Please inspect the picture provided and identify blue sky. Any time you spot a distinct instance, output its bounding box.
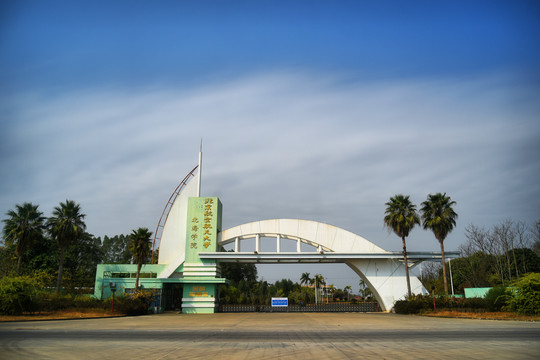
[1,1,539,291]
[3,1,539,90]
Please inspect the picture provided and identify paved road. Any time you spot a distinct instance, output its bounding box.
[1,313,539,359]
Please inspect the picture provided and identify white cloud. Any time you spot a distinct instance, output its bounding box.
[1,70,539,290]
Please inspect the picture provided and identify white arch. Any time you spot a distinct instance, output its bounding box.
[222,219,387,253]
[221,219,426,311]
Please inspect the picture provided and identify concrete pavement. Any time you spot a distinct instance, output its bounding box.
[1,312,539,359]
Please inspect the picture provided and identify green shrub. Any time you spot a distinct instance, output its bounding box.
[106,290,154,315]
[394,295,431,314]
[37,293,75,311]
[0,276,42,315]
[460,297,487,311]
[484,286,511,312]
[37,293,104,312]
[0,275,157,316]
[507,273,540,315]
[73,294,102,309]
[394,294,488,314]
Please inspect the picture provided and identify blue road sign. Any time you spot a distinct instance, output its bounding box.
[271,297,288,307]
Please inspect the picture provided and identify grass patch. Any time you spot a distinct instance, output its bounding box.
[0,308,122,322]
[423,310,540,321]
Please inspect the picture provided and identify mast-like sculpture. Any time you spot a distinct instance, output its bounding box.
[151,142,203,265]
[197,139,202,197]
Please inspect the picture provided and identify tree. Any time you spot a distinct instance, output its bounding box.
[451,225,540,292]
[533,221,540,256]
[220,248,257,284]
[312,274,325,304]
[420,193,458,295]
[514,221,531,276]
[23,234,58,282]
[507,273,540,315]
[384,194,420,297]
[491,220,518,283]
[2,203,45,275]
[274,279,296,298]
[300,272,311,286]
[128,227,152,290]
[344,285,352,302]
[63,233,103,291]
[463,224,504,284]
[47,200,86,293]
[359,279,372,300]
[0,243,15,277]
[220,261,258,284]
[101,234,132,264]
[462,221,540,287]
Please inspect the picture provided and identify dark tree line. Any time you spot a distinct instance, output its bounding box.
[420,219,540,294]
[3,201,538,301]
[1,201,153,293]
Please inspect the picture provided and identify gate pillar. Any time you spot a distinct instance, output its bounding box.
[181,197,227,313]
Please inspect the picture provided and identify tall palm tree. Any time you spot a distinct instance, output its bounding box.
[312,274,325,304]
[300,272,311,286]
[47,200,86,293]
[384,194,420,297]
[2,203,45,275]
[359,279,372,300]
[129,227,152,290]
[421,193,458,296]
[344,285,352,302]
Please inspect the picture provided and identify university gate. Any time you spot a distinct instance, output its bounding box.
[94,158,458,313]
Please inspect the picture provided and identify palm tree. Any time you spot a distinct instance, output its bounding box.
[47,200,86,293]
[312,274,325,304]
[384,194,420,297]
[300,272,311,286]
[359,279,372,300]
[2,203,45,275]
[421,193,458,296]
[129,227,152,290]
[327,284,334,304]
[344,285,352,302]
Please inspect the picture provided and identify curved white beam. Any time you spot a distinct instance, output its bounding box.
[221,219,427,311]
[222,219,387,253]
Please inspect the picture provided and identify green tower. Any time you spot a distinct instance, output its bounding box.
[181,197,226,313]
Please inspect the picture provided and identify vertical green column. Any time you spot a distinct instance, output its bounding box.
[185,197,221,263]
[182,197,223,313]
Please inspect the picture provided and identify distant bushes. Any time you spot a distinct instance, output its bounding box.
[37,293,103,312]
[105,290,155,316]
[484,286,512,312]
[0,275,154,316]
[394,295,487,314]
[0,275,42,315]
[394,273,540,315]
[507,273,540,315]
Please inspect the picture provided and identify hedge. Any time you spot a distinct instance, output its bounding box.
[0,275,155,316]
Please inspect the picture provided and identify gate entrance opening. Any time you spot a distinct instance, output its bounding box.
[162,284,183,311]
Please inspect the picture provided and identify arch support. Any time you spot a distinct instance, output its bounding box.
[347,259,425,311]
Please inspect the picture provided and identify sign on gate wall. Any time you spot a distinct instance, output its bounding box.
[271,297,288,307]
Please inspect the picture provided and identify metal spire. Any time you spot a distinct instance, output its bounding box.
[197,138,202,197]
